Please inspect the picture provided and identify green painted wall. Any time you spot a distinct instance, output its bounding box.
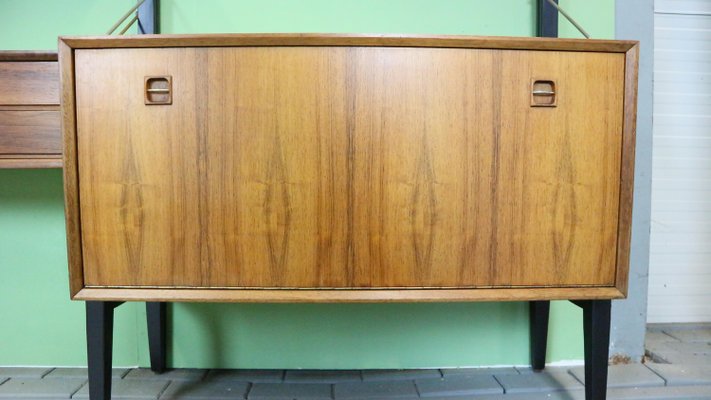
[0,0,614,368]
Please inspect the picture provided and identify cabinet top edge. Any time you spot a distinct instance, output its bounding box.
[59,33,638,53]
[0,51,58,61]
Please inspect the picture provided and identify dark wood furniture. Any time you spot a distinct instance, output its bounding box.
[0,51,62,168]
[59,34,638,400]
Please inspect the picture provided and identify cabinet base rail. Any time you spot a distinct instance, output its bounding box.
[85,299,611,400]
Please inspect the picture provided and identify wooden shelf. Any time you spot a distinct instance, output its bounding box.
[0,157,62,169]
[0,51,61,169]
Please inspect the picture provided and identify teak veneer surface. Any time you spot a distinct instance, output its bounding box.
[0,51,58,62]
[61,34,638,301]
[0,51,61,168]
[74,287,625,303]
[60,33,637,52]
[0,110,61,154]
[0,61,59,105]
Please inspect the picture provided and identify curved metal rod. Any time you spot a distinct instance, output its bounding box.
[106,0,146,35]
[119,15,139,35]
[546,0,591,39]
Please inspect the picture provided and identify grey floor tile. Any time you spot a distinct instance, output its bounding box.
[0,378,85,399]
[160,380,249,399]
[0,367,53,379]
[206,370,284,383]
[73,379,169,399]
[361,369,440,382]
[569,364,665,388]
[284,370,361,383]
[663,329,711,343]
[334,380,418,399]
[646,331,680,345]
[646,364,711,386]
[648,351,711,365]
[498,393,584,400]
[44,368,128,379]
[607,384,711,399]
[648,342,711,356]
[495,371,583,394]
[440,367,518,378]
[415,375,503,397]
[514,366,574,375]
[126,368,208,382]
[248,382,331,399]
[645,347,669,364]
[424,392,585,400]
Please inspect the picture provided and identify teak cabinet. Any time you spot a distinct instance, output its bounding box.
[60,34,638,302]
[59,34,638,400]
[0,51,62,168]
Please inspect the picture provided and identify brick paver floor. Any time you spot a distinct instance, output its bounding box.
[1,324,709,399]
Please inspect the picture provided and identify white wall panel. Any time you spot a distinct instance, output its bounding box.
[649,0,711,322]
[655,0,711,14]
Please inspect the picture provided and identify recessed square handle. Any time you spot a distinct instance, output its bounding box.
[531,79,556,107]
[145,76,172,105]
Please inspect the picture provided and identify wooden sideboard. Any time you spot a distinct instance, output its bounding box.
[0,51,61,168]
[60,34,637,302]
[58,34,638,400]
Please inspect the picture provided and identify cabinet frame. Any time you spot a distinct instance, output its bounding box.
[59,34,638,302]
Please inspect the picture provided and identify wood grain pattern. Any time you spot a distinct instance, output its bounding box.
[60,33,637,53]
[0,110,61,154]
[0,51,57,62]
[0,157,62,169]
[0,52,61,168]
[73,46,625,290]
[615,45,640,296]
[58,39,84,297]
[0,105,59,111]
[0,62,59,105]
[74,286,626,303]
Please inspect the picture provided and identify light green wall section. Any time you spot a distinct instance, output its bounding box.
[159,301,582,369]
[160,0,536,36]
[0,0,613,368]
[161,0,614,39]
[559,0,615,39]
[0,170,142,366]
[0,0,134,50]
[0,0,615,50]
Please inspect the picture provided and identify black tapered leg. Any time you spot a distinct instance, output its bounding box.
[529,300,551,371]
[86,301,123,400]
[573,300,611,400]
[146,302,167,373]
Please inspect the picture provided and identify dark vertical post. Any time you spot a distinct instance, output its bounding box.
[529,301,551,371]
[86,301,123,400]
[137,0,159,34]
[146,302,167,373]
[537,0,559,38]
[581,300,611,400]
